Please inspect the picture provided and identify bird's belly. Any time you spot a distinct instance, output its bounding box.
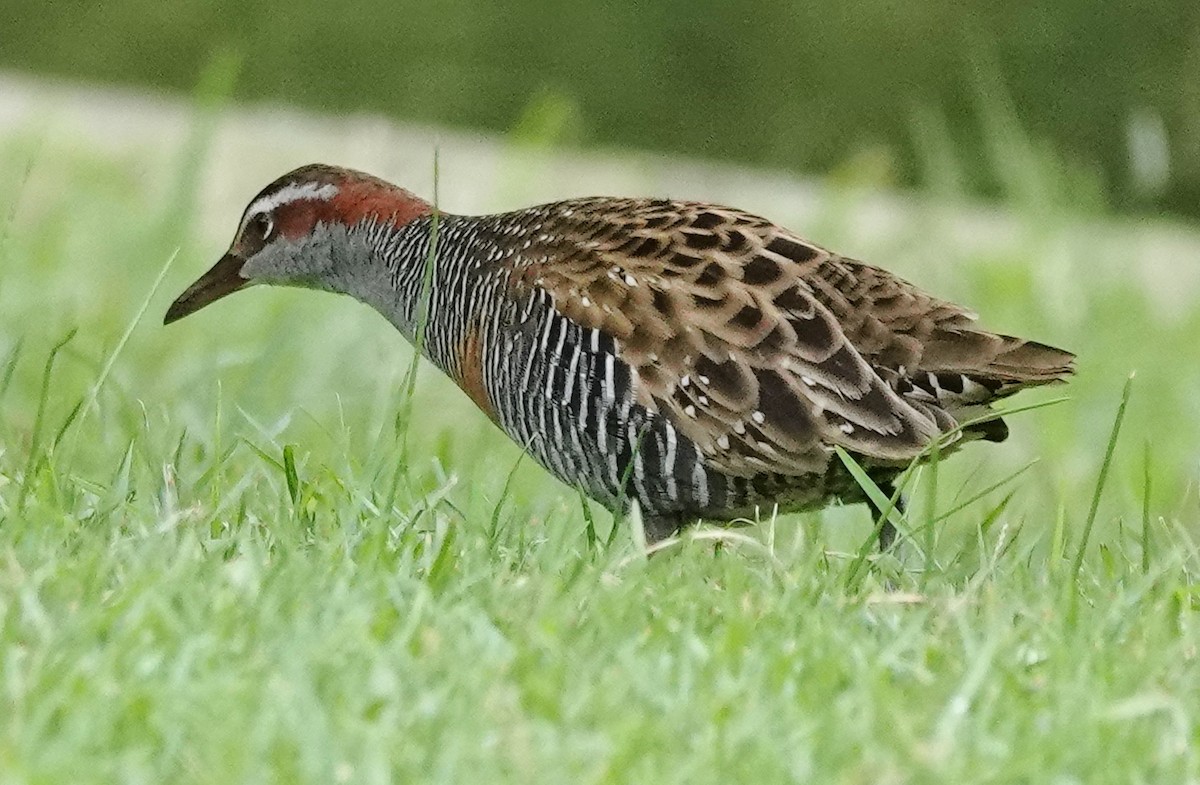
[485,310,855,522]
[496,378,847,521]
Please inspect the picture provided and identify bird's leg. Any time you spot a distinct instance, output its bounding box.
[871,481,905,552]
[641,514,684,549]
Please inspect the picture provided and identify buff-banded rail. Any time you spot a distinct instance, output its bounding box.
[166,165,1074,547]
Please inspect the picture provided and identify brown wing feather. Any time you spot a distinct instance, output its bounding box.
[807,256,1076,380]
[505,198,1072,476]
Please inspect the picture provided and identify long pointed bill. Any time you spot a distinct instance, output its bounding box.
[164,253,249,325]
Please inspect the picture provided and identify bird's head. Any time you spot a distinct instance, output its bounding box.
[164,164,432,324]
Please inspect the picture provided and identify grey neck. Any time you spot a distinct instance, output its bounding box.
[317,213,495,387]
[320,215,443,343]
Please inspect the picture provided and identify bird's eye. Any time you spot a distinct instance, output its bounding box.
[249,213,275,242]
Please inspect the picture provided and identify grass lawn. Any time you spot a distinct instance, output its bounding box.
[1,92,1198,783]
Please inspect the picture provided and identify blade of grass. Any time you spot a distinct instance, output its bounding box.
[212,379,223,519]
[958,492,1017,590]
[1072,374,1134,578]
[240,437,283,473]
[839,397,1064,587]
[930,459,1039,525]
[1050,500,1067,566]
[923,436,940,587]
[931,396,1071,456]
[837,447,920,588]
[426,518,458,592]
[0,337,24,399]
[17,328,76,513]
[977,492,1015,555]
[384,150,441,515]
[488,438,530,547]
[1141,440,1152,575]
[59,249,178,484]
[283,444,301,509]
[397,148,441,463]
[612,425,651,544]
[580,489,598,551]
[79,249,178,427]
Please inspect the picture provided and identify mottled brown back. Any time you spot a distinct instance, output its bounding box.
[501,198,1073,479]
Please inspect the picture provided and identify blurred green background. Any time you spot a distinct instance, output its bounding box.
[6,4,1200,783]
[4,0,1198,221]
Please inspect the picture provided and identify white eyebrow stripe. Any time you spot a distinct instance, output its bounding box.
[245,182,339,222]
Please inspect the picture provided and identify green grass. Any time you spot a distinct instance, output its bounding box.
[2,104,1200,784]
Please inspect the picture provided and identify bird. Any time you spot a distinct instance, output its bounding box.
[165,164,1074,548]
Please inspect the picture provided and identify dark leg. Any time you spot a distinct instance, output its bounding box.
[871,482,906,552]
[641,514,683,548]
